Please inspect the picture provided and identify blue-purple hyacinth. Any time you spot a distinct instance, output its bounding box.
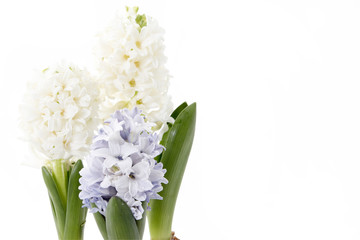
[79,108,168,220]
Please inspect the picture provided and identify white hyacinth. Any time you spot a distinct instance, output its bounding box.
[94,7,173,136]
[19,63,99,165]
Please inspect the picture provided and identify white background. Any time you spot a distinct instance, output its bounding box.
[1,0,360,239]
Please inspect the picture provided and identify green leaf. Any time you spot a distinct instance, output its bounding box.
[155,102,188,162]
[162,101,188,149]
[48,195,61,237]
[42,167,66,240]
[93,212,108,240]
[64,160,87,240]
[171,101,188,119]
[148,103,196,240]
[93,201,145,240]
[106,197,140,240]
[66,162,74,186]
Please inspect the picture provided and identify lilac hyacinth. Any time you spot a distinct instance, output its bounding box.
[79,108,168,220]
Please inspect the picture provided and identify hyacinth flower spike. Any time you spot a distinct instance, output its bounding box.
[19,63,99,239]
[79,108,168,239]
[94,7,174,139]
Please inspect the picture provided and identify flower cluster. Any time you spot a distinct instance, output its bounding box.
[19,63,99,163]
[79,108,168,220]
[94,7,173,137]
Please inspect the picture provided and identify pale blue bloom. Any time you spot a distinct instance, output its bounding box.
[79,108,167,220]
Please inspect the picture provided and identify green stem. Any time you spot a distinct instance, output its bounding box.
[51,159,68,209]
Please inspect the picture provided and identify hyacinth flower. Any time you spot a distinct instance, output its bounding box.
[94,7,174,139]
[79,108,168,239]
[19,63,99,240]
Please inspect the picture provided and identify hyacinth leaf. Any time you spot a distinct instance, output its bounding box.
[170,101,188,119]
[42,167,66,239]
[148,103,196,240]
[48,195,61,238]
[106,197,140,240]
[93,212,108,240]
[48,195,57,222]
[135,201,147,239]
[64,160,87,240]
[66,163,73,186]
[161,101,188,149]
[155,102,188,162]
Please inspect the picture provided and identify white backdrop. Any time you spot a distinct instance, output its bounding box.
[1,0,360,239]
